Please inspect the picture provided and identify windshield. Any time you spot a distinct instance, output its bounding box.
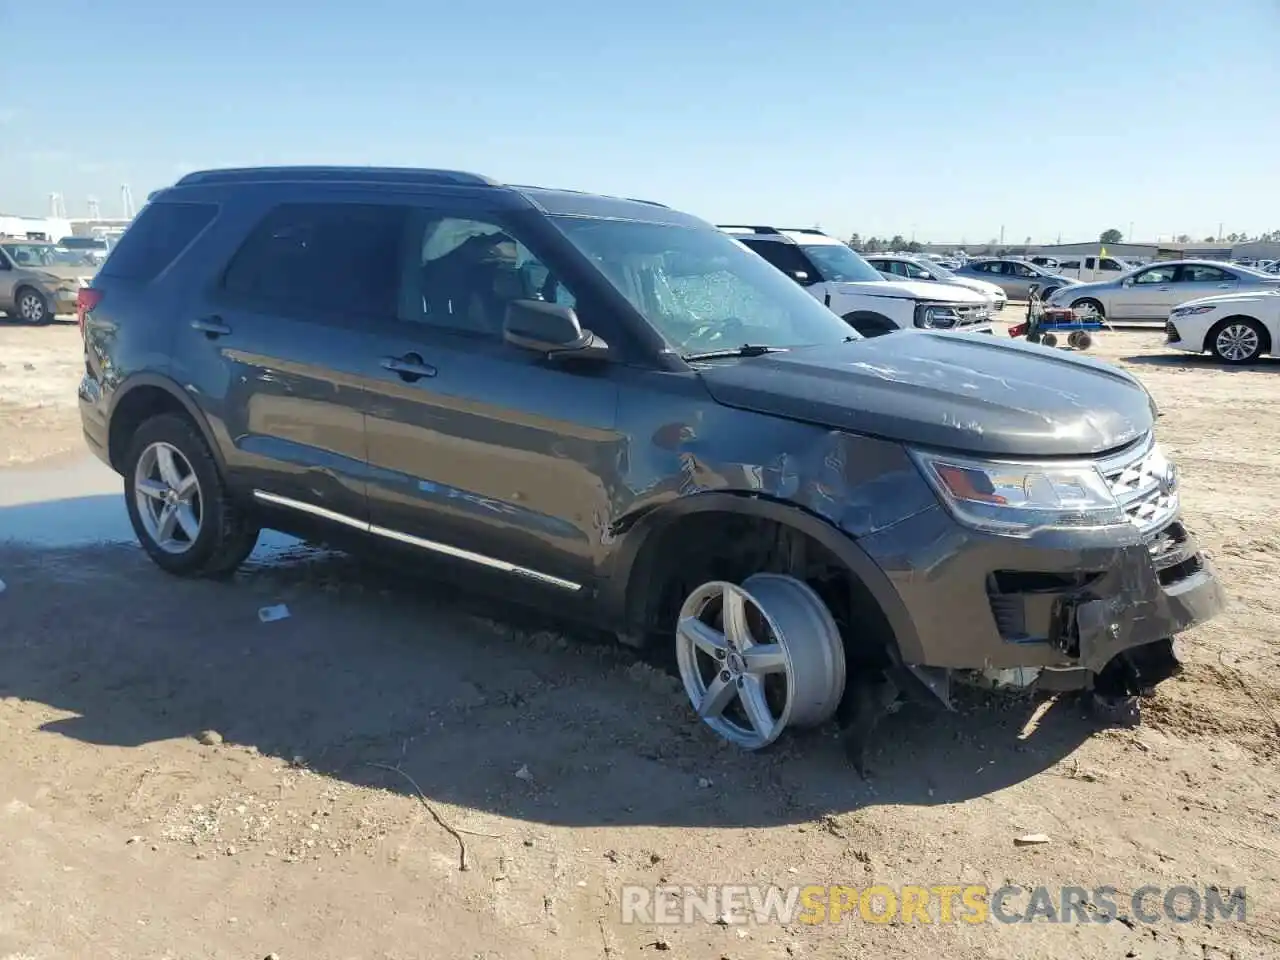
[798,244,886,283]
[550,218,861,355]
[1,243,96,268]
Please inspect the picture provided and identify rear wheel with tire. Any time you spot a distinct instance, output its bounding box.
[14,286,51,325]
[1209,317,1266,364]
[123,414,260,577]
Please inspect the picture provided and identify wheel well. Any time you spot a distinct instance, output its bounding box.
[840,310,899,337]
[107,386,192,472]
[626,510,897,670]
[1207,315,1271,354]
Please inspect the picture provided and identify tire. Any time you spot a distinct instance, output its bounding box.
[1208,317,1266,365]
[1040,332,1058,348]
[14,286,51,325]
[1071,297,1105,319]
[1072,331,1093,350]
[122,413,260,577]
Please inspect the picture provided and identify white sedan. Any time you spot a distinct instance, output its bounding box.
[1166,290,1280,364]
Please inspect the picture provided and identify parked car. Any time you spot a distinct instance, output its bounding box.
[864,254,1008,311]
[1165,289,1280,364]
[950,258,1078,301]
[1053,254,1138,283]
[78,166,1223,762]
[56,235,112,265]
[719,226,992,335]
[1046,260,1280,322]
[0,240,98,323]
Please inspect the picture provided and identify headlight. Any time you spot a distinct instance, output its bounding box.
[1170,304,1216,317]
[908,449,1127,537]
[914,304,960,329]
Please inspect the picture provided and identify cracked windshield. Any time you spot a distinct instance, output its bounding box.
[0,1,1275,958]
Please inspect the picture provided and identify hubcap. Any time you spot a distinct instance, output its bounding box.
[19,294,44,321]
[133,442,203,554]
[1216,324,1259,362]
[675,574,846,750]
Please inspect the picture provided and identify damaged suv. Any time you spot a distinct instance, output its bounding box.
[78,167,1225,766]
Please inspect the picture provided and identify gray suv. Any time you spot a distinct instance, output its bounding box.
[77,167,1225,766]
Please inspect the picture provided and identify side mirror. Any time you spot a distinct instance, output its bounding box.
[503,299,608,358]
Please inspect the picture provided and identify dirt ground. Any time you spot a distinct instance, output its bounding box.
[0,318,1277,960]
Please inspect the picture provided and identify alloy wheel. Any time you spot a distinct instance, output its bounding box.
[675,574,846,750]
[133,441,204,554]
[1215,323,1260,362]
[18,292,46,323]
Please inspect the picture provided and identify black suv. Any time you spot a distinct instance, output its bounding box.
[78,167,1225,762]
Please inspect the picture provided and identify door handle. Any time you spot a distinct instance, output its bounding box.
[381,353,437,382]
[191,316,232,338]
[1217,283,1231,289]
[1158,286,1171,291]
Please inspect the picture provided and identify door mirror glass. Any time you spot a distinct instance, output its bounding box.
[503,299,607,357]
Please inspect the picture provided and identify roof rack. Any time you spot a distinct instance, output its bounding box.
[717,225,782,234]
[174,166,498,188]
[508,184,668,208]
[774,227,830,236]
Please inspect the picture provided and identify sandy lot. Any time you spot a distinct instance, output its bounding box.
[0,318,1277,960]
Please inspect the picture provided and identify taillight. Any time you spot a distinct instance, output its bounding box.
[76,288,103,335]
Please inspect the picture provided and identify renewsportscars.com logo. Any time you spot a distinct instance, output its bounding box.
[621,884,1247,927]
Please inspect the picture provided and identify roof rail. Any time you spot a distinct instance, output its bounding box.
[508,184,669,208]
[717,225,782,234]
[775,227,830,236]
[174,166,498,188]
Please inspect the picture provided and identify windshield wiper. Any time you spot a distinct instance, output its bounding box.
[681,344,787,362]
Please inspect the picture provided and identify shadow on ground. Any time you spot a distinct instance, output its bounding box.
[0,493,1099,829]
[1122,352,1280,371]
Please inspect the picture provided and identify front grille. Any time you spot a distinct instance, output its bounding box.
[1098,435,1179,538]
[954,304,990,327]
[1166,321,1179,343]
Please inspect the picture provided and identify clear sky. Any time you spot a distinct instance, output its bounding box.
[2,0,1276,243]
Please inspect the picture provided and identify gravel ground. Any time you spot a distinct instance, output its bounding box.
[0,318,1277,959]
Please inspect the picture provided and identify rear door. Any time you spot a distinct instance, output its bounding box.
[1174,263,1239,305]
[176,198,398,523]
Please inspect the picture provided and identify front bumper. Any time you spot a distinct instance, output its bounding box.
[857,504,1226,681]
[1165,319,1205,353]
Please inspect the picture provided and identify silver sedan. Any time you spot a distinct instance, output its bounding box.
[949,258,1078,300]
[1046,260,1280,322]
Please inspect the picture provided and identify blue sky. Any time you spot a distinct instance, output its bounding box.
[2,0,1276,243]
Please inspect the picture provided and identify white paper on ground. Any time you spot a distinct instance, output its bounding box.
[257,604,290,623]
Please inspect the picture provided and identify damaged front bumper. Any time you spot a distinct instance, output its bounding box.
[857,505,1227,701]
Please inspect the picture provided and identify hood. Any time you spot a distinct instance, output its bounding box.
[25,265,90,283]
[1177,288,1280,310]
[947,276,1004,298]
[833,279,988,304]
[696,332,1153,458]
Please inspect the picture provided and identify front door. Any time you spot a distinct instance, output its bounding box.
[360,207,625,594]
[1117,263,1180,320]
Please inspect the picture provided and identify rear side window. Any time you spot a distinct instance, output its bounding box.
[98,201,217,281]
[220,202,406,319]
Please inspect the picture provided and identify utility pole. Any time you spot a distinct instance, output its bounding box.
[87,197,101,220]
[999,225,1005,245]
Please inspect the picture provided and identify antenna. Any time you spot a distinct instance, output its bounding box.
[121,184,135,219]
[87,196,101,219]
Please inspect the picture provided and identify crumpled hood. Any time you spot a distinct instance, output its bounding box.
[25,265,89,284]
[832,279,988,304]
[696,332,1154,457]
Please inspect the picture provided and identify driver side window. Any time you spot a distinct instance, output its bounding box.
[398,213,575,338]
[1134,266,1177,284]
